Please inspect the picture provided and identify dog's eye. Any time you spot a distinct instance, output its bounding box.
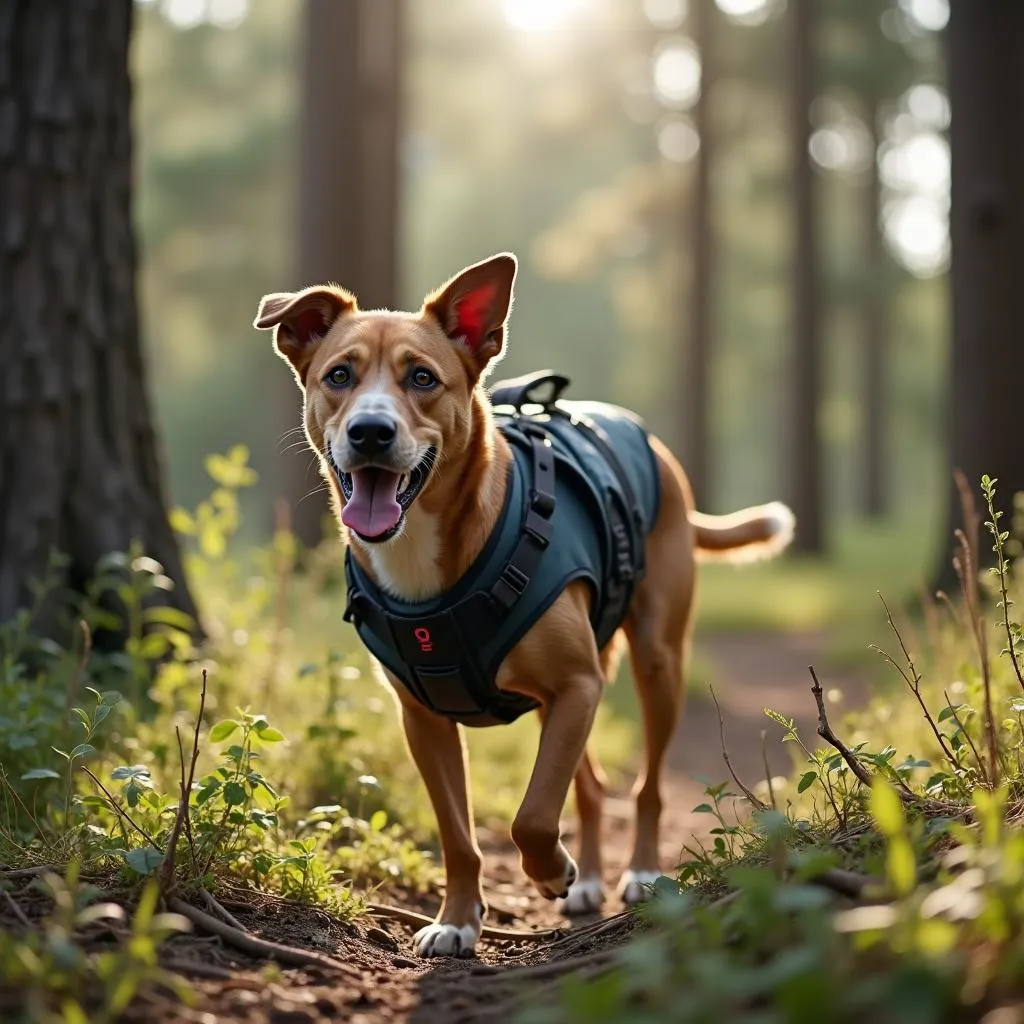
[325,365,351,388]
[410,367,437,390]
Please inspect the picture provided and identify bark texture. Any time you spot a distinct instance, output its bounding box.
[934,0,1024,590]
[787,0,825,553]
[0,1,197,632]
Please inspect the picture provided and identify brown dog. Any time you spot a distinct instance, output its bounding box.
[256,253,794,958]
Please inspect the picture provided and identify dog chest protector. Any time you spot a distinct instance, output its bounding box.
[343,371,662,727]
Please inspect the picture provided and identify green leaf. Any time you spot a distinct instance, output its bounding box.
[223,781,247,806]
[143,606,196,631]
[254,726,285,743]
[797,771,818,793]
[122,847,164,876]
[886,835,917,897]
[69,743,97,761]
[209,720,239,743]
[21,768,61,781]
[692,803,713,814]
[870,780,905,838]
[369,809,388,832]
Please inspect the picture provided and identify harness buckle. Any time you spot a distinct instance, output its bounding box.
[529,490,556,520]
[343,594,362,625]
[492,563,530,609]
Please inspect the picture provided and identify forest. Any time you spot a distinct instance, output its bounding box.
[1,0,1023,1021]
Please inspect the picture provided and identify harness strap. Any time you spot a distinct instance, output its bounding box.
[342,427,556,724]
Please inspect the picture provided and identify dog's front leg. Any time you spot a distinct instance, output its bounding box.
[510,673,602,900]
[396,686,484,958]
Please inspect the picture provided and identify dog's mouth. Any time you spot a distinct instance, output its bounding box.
[328,448,437,544]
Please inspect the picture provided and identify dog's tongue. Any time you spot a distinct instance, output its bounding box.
[342,468,402,537]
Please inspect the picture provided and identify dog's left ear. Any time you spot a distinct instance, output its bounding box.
[424,253,517,374]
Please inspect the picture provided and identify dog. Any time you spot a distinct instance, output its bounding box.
[255,252,794,958]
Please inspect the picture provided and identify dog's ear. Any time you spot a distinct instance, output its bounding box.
[423,253,517,376]
[254,285,356,381]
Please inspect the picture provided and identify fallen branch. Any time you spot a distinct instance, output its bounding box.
[168,897,359,975]
[364,901,563,941]
[160,957,240,982]
[0,864,58,879]
[200,886,247,931]
[473,946,617,982]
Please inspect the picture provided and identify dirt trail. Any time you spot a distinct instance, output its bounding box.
[132,631,871,1022]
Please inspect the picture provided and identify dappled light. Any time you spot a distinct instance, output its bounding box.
[5,0,1024,1021]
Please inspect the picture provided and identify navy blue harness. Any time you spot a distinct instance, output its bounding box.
[343,371,661,726]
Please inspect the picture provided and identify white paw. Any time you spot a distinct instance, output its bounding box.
[618,869,660,906]
[533,852,578,900]
[412,921,480,959]
[559,875,604,915]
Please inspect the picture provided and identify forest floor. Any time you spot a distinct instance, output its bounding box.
[2,630,873,1024]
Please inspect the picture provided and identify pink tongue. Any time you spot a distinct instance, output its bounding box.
[342,468,403,537]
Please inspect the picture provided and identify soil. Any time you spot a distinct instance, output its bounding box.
[2,631,871,1024]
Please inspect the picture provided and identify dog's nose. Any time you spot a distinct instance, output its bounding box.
[346,414,397,458]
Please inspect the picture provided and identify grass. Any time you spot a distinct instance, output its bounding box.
[523,474,1024,1024]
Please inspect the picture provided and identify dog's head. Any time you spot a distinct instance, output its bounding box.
[255,253,517,544]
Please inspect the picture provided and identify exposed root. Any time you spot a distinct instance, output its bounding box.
[168,896,360,975]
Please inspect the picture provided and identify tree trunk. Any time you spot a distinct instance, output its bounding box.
[0,0,197,636]
[861,110,888,519]
[284,0,404,547]
[682,0,714,508]
[787,0,825,553]
[933,0,1024,591]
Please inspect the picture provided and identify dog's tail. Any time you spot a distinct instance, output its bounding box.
[689,501,795,564]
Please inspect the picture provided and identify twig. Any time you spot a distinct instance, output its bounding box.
[873,594,963,779]
[710,686,766,811]
[954,520,999,786]
[0,864,58,879]
[199,887,247,931]
[80,766,162,851]
[160,670,207,896]
[168,897,360,975]
[0,887,31,928]
[942,689,988,781]
[364,901,563,941]
[809,667,915,802]
[761,730,776,810]
[986,482,1024,693]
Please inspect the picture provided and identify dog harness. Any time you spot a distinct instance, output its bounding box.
[343,371,662,727]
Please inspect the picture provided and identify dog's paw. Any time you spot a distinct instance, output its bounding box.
[559,875,604,916]
[533,850,579,901]
[618,868,660,906]
[412,921,480,959]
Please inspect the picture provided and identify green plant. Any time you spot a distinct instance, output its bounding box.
[0,865,192,1024]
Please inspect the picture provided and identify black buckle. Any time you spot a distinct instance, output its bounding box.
[529,490,556,519]
[524,511,553,548]
[492,564,530,609]
[343,593,362,625]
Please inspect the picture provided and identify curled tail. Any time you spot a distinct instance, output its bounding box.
[690,501,795,564]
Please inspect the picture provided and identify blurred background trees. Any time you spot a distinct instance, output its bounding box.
[128,0,954,566]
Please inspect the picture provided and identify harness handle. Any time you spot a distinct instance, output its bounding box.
[488,370,571,411]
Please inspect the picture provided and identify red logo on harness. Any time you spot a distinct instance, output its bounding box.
[414,627,433,653]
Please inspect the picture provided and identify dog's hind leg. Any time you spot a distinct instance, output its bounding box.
[559,747,606,914]
[618,619,689,904]
[395,685,485,958]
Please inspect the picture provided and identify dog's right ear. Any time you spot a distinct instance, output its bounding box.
[253,285,356,382]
